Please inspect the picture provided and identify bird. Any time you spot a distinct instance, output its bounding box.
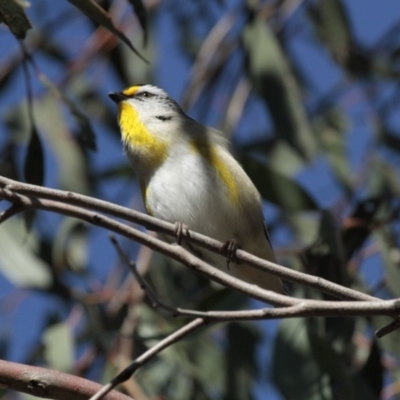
[108,84,285,294]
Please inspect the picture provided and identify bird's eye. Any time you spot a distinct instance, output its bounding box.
[140,91,154,98]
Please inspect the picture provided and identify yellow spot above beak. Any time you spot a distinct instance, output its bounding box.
[122,85,141,97]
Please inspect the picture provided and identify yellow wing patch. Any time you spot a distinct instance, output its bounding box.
[190,137,240,206]
[122,85,141,97]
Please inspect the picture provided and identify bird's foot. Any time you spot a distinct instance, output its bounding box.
[174,222,190,245]
[221,239,240,270]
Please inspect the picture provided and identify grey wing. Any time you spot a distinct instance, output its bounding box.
[263,221,274,249]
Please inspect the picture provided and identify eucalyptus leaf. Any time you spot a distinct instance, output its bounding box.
[273,318,333,400]
[37,74,97,151]
[43,322,74,372]
[240,156,318,211]
[34,94,91,194]
[316,110,351,192]
[0,0,31,39]
[53,218,88,273]
[376,231,400,298]
[308,329,354,399]
[308,0,351,65]
[242,13,316,160]
[67,0,147,63]
[24,125,44,187]
[358,339,383,398]
[0,220,52,288]
[225,323,259,400]
[127,0,148,46]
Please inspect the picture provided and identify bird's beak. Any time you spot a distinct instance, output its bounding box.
[108,92,128,104]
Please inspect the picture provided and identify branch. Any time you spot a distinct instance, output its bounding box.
[0,188,294,307]
[89,318,207,400]
[0,176,380,302]
[0,359,133,400]
[110,235,400,320]
[89,236,399,400]
[0,178,398,337]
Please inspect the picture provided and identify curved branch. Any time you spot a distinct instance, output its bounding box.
[0,176,380,302]
[0,178,398,337]
[89,318,206,400]
[0,188,294,307]
[0,359,133,400]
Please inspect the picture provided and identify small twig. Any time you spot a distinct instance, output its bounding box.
[89,318,207,400]
[109,235,179,316]
[376,319,400,339]
[109,236,400,321]
[0,204,29,224]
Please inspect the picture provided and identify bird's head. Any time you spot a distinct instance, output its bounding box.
[109,84,185,136]
[109,84,187,172]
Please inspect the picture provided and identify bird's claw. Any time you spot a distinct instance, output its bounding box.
[174,222,190,245]
[221,239,240,270]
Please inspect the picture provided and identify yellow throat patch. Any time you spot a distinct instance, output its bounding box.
[118,101,168,169]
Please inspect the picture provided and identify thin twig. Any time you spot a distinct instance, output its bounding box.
[89,318,207,400]
[109,236,400,321]
[110,235,179,316]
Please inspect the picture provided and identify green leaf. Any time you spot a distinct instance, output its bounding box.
[67,0,148,63]
[53,218,88,273]
[341,197,386,261]
[127,0,148,46]
[192,334,224,394]
[377,230,400,298]
[272,318,333,400]
[267,141,307,177]
[240,156,318,211]
[225,323,259,400]
[379,128,400,154]
[34,94,91,194]
[24,125,44,186]
[305,210,348,288]
[358,339,383,397]
[316,110,351,192]
[308,329,354,400]
[0,141,19,181]
[242,12,316,160]
[0,0,31,39]
[43,322,74,372]
[308,0,351,65]
[38,73,97,151]
[0,219,52,288]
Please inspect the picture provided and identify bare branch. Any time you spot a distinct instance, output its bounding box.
[0,177,399,337]
[109,236,400,321]
[89,318,207,400]
[0,188,294,307]
[0,204,29,224]
[0,359,133,400]
[0,176,381,302]
[109,235,179,316]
